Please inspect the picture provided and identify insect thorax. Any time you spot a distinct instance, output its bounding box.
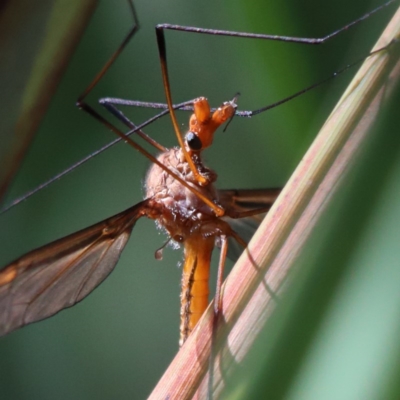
[145,147,220,241]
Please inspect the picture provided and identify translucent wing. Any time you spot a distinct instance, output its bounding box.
[0,200,150,336]
[218,188,282,261]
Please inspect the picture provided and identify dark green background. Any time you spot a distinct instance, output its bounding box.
[1,1,399,399]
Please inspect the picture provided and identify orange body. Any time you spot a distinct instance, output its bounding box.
[145,98,237,345]
[0,97,279,345]
[180,234,214,346]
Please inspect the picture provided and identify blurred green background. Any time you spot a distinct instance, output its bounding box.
[0,0,399,399]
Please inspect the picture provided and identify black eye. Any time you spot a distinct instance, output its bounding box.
[185,131,202,151]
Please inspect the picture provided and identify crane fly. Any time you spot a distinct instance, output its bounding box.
[0,0,396,348]
[0,94,279,345]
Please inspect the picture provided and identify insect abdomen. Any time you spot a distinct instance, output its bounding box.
[179,235,214,346]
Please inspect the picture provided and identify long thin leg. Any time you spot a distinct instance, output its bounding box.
[214,235,229,316]
[78,102,225,215]
[226,207,276,219]
[77,0,139,103]
[99,39,391,123]
[75,0,169,154]
[99,97,201,152]
[208,234,229,399]
[1,101,193,214]
[154,1,394,184]
[98,38,394,125]
[156,1,394,45]
[156,30,210,186]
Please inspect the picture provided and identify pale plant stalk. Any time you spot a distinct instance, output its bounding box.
[149,6,400,400]
[0,1,98,199]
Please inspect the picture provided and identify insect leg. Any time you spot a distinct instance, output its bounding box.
[214,234,229,317]
[155,1,396,124]
[77,0,139,104]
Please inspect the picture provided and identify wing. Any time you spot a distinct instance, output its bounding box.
[218,188,282,261]
[0,200,150,336]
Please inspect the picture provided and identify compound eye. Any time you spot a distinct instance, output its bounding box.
[174,235,184,242]
[185,131,202,151]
